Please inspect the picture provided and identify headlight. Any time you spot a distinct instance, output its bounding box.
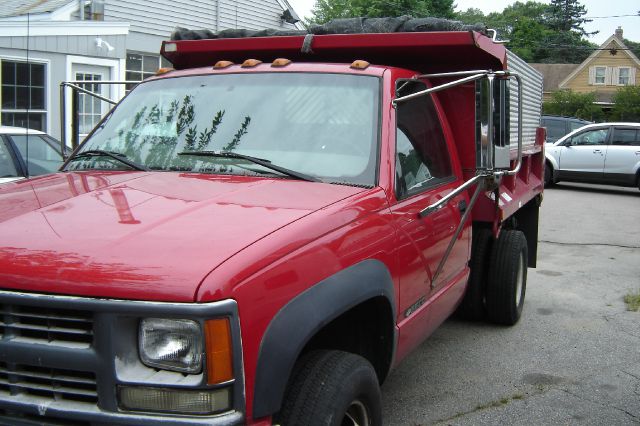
[139,318,203,373]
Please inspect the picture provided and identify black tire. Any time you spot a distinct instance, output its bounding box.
[275,350,382,426]
[486,230,528,326]
[456,228,493,321]
[544,162,554,187]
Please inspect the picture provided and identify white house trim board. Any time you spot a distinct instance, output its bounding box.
[1,0,80,21]
[558,35,640,89]
[0,21,129,37]
[0,55,52,133]
[49,0,81,21]
[64,55,122,146]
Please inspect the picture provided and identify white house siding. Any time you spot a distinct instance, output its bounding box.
[105,0,217,37]
[218,0,298,30]
[0,34,126,59]
[105,0,296,38]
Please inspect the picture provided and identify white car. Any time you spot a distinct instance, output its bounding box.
[545,122,640,190]
[0,126,65,185]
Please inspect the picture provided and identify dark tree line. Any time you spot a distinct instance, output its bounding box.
[307,0,637,64]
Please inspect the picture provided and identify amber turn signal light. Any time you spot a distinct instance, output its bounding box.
[204,319,233,385]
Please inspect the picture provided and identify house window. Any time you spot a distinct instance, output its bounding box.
[83,0,104,21]
[594,66,606,85]
[125,53,171,91]
[1,60,46,131]
[618,67,630,85]
[75,73,103,135]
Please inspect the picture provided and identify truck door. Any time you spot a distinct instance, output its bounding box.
[390,80,469,323]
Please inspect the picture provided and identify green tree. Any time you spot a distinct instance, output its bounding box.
[543,89,604,121]
[308,0,454,24]
[454,0,599,63]
[455,7,485,25]
[623,38,640,60]
[611,86,640,122]
[547,0,595,36]
[537,31,597,63]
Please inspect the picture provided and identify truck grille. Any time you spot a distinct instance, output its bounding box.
[0,409,90,426]
[0,304,93,347]
[0,362,98,404]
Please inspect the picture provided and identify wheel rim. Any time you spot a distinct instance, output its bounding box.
[341,400,370,426]
[515,253,524,307]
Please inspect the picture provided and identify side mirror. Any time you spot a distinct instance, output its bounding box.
[475,76,512,171]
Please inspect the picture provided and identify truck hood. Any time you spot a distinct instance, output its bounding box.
[0,172,366,301]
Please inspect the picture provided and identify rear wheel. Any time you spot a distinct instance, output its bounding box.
[486,230,528,325]
[275,350,381,426]
[456,228,492,321]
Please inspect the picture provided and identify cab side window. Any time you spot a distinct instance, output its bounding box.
[395,81,453,198]
[569,128,608,146]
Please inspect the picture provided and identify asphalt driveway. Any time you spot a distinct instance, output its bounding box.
[381,182,640,425]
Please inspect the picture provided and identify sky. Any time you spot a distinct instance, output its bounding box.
[287,0,640,45]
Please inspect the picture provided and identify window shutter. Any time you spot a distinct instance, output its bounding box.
[630,67,637,85]
[612,67,620,85]
[605,67,613,85]
[588,66,595,85]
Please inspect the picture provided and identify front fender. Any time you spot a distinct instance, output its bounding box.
[545,145,560,171]
[251,259,396,418]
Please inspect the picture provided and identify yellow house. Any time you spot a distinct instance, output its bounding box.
[558,27,640,105]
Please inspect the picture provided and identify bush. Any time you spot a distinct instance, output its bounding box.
[543,89,604,121]
[611,86,640,122]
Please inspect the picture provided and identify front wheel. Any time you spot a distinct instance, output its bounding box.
[485,230,528,325]
[544,163,554,187]
[275,350,382,426]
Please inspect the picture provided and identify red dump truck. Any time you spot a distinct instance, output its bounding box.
[0,19,544,426]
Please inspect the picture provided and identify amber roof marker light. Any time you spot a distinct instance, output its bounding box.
[241,59,262,68]
[155,67,174,76]
[213,61,234,69]
[350,60,370,70]
[271,58,292,67]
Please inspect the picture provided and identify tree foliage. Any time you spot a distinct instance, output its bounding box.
[308,0,454,24]
[611,86,640,122]
[455,1,598,63]
[543,90,604,121]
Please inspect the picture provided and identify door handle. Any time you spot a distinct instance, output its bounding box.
[635,151,640,156]
[458,199,467,214]
[593,149,603,155]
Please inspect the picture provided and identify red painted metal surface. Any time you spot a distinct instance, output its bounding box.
[0,31,544,423]
[163,31,506,74]
[0,172,368,301]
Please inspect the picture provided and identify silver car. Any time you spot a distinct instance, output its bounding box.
[0,126,65,185]
[545,122,640,190]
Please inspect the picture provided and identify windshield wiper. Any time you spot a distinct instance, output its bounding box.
[178,151,321,182]
[66,150,149,171]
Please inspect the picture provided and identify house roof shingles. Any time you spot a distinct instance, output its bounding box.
[530,63,580,93]
[0,0,74,18]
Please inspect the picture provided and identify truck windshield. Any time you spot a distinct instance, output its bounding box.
[71,73,380,186]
